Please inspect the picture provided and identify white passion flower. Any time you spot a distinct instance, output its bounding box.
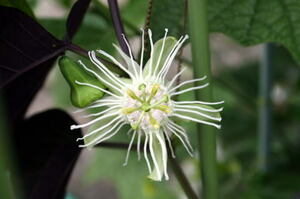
[71,29,223,181]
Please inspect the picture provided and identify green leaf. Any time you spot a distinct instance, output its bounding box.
[150,0,185,41]
[143,37,177,76]
[58,56,105,108]
[0,0,35,18]
[208,0,300,64]
[121,0,147,30]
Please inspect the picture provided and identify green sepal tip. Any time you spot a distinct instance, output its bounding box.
[58,56,105,108]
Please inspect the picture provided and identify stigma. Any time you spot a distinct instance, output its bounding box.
[122,83,172,130]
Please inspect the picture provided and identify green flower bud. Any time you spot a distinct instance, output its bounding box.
[58,56,105,108]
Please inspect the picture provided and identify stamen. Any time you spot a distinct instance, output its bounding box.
[122,107,139,115]
[148,95,169,109]
[147,83,160,102]
[126,89,143,102]
[154,105,171,114]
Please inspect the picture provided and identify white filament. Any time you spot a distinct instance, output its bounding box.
[170,83,209,96]
[172,113,221,129]
[169,76,207,93]
[123,129,136,166]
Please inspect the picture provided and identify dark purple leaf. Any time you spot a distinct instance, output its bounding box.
[65,0,91,42]
[13,109,82,199]
[0,6,66,122]
[0,6,65,87]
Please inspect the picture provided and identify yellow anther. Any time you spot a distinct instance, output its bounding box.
[122,107,139,115]
[150,84,160,96]
[149,113,160,129]
[127,89,142,102]
[148,84,160,103]
[154,105,171,113]
[148,94,170,109]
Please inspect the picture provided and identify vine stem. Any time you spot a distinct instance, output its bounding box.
[95,142,198,199]
[91,0,140,35]
[169,155,198,199]
[188,0,219,198]
[258,43,273,172]
[107,0,130,56]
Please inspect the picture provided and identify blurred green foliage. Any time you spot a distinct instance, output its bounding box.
[4,0,300,198]
[0,97,14,199]
[149,0,185,42]
[0,0,35,18]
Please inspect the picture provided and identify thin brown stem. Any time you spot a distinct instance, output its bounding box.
[169,155,198,199]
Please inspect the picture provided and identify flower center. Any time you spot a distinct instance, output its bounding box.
[122,83,172,130]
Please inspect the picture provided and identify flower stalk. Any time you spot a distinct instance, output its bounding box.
[188,0,219,198]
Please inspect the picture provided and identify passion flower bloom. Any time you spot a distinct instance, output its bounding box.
[71,29,223,181]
